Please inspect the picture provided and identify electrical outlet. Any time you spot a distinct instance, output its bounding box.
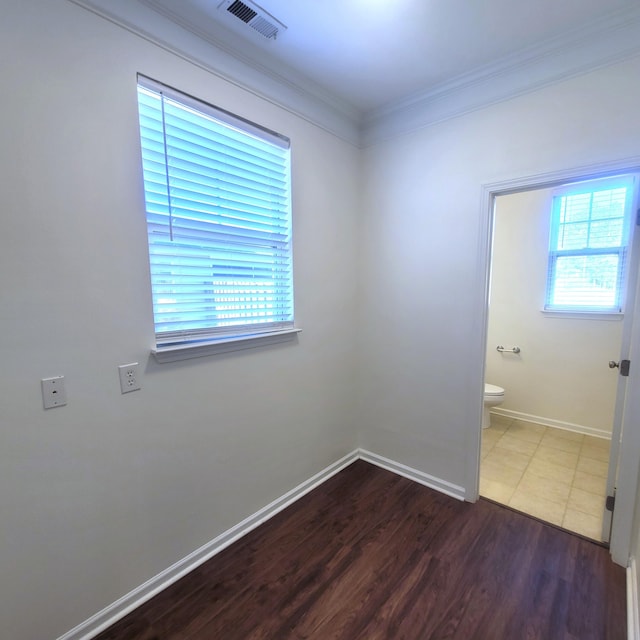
[42,376,67,409]
[118,363,141,394]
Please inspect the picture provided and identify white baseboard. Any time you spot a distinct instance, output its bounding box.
[358,449,466,501]
[491,407,611,440]
[629,558,640,640]
[58,449,464,639]
[57,449,360,640]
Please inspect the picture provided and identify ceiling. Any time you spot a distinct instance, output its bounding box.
[138,0,639,115]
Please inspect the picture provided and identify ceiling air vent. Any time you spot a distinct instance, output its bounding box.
[218,0,287,40]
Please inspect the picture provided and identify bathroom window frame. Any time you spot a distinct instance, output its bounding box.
[544,176,636,316]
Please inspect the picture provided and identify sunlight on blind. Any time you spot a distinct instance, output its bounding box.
[546,178,634,312]
[137,77,294,346]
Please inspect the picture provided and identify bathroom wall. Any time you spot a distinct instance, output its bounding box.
[485,189,623,436]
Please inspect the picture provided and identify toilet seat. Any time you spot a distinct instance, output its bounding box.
[484,383,504,397]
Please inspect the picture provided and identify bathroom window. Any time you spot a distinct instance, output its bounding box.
[136,76,294,355]
[545,176,636,313]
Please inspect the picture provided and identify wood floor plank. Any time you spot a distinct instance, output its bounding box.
[187,470,414,639]
[95,461,626,640]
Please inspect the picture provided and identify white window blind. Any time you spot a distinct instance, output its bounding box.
[545,176,635,313]
[136,76,294,348]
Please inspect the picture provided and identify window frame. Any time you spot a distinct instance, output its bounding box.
[544,176,636,315]
[136,76,298,361]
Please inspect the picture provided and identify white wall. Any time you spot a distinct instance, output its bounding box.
[5,2,640,637]
[0,2,360,638]
[359,54,640,496]
[485,189,622,435]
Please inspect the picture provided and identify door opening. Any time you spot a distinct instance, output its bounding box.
[478,171,640,543]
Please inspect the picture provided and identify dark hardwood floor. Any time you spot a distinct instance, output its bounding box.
[96,460,626,640]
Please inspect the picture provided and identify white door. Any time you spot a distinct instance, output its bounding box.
[602,175,640,543]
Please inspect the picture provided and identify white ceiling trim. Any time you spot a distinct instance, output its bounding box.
[67,0,640,149]
[362,5,640,146]
[67,0,362,146]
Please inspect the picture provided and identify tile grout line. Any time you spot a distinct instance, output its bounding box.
[480,420,610,538]
[508,424,573,528]
[492,422,588,531]
[506,423,541,511]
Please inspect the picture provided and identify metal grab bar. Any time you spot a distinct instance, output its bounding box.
[496,345,521,354]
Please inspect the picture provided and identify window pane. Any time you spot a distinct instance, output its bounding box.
[560,193,591,223]
[557,221,588,250]
[552,254,619,307]
[589,219,623,248]
[591,188,627,220]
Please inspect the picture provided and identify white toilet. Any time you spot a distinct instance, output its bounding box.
[483,384,505,429]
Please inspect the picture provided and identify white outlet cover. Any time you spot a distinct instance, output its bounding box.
[118,362,141,393]
[42,376,67,409]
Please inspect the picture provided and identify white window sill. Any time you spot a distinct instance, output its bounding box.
[542,310,623,321]
[152,328,302,363]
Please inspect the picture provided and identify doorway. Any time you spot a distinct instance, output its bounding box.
[479,173,640,542]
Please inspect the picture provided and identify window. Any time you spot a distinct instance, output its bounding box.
[136,76,294,354]
[545,176,636,313]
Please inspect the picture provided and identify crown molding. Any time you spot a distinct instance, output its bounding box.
[362,4,640,146]
[66,1,640,149]
[66,0,362,146]
[137,0,360,121]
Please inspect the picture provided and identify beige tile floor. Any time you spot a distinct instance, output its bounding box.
[480,415,611,541]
